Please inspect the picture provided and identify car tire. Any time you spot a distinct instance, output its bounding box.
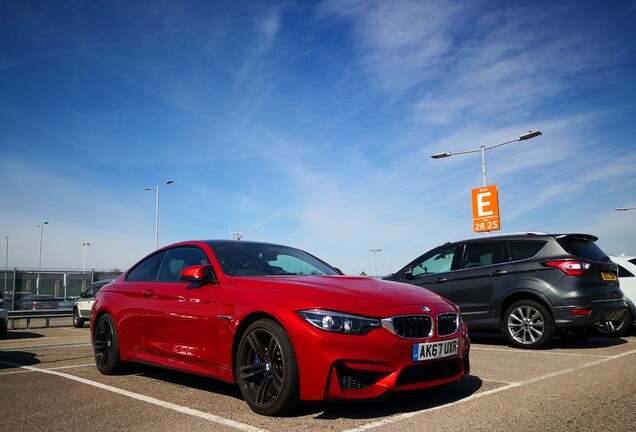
[0,322,7,339]
[236,319,300,416]
[597,310,633,337]
[72,309,84,328]
[93,314,125,375]
[558,325,595,342]
[502,300,556,349]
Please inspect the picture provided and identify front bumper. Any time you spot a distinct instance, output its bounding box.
[291,319,471,401]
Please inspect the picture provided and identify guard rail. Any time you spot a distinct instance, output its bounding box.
[8,309,73,329]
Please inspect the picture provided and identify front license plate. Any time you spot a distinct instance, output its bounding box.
[412,338,459,362]
[601,272,617,281]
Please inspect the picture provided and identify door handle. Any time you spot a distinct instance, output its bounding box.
[143,290,156,298]
[491,270,507,276]
[433,278,448,284]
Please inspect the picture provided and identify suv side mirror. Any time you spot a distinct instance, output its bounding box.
[404,268,414,280]
[180,265,218,285]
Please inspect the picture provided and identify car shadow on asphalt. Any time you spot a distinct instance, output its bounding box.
[3,330,46,340]
[131,364,244,399]
[123,362,483,419]
[305,376,483,420]
[0,351,41,369]
[468,331,629,350]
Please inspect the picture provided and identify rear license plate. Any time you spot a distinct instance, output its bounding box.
[412,338,458,362]
[601,272,617,281]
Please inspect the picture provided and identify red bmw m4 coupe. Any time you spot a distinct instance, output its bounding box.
[91,240,470,415]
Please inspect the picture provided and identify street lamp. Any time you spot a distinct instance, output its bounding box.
[82,242,90,273]
[4,236,8,296]
[370,249,381,277]
[431,131,543,187]
[36,221,49,294]
[145,180,174,249]
[615,207,636,211]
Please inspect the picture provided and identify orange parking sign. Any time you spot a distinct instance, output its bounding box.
[471,185,500,232]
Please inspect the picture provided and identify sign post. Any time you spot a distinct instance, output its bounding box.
[472,185,500,233]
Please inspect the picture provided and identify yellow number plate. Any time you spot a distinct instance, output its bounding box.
[601,272,617,281]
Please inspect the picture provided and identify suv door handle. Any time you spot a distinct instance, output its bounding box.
[491,270,508,276]
[433,278,448,284]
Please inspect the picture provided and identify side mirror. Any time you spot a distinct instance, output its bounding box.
[180,265,218,285]
[404,268,414,280]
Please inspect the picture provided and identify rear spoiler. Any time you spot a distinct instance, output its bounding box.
[554,233,598,243]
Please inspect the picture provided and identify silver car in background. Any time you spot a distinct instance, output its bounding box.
[72,280,113,328]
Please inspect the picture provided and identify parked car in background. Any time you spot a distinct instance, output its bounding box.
[73,280,113,328]
[54,298,75,309]
[91,240,470,416]
[384,232,627,349]
[598,255,636,336]
[0,292,8,339]
[18,295,59,310]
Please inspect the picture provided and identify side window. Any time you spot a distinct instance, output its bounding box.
[508,241,547,261]
[126,252,164,282]
[156,247,210,282]
[462,242,508,269]
[617,264,634,278]
[411,246,457,277]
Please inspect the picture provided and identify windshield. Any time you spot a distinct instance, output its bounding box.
[209,242,339,277]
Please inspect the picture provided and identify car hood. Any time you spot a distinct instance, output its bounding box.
[228,275,453,313]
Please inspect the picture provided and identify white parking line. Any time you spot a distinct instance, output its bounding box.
[342,348,636,432]
[0,342,91,351]
[0,360,269,432]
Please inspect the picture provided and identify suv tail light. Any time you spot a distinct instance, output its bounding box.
[544,260,591,276]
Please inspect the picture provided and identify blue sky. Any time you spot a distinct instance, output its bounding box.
[1,0,635,275]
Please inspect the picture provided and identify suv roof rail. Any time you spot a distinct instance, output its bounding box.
[442,231,551,245]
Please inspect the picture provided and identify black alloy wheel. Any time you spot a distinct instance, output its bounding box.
[236,319,299,416]
[93,314,124,375]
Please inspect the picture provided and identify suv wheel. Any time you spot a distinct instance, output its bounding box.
[503,300,555,349]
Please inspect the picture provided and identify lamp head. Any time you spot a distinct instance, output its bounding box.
[430,152,451,159]
[518,131,542,141]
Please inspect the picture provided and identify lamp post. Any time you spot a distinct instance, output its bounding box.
[36,221,49,294]
[615,207,636,211]
[145,180,174,249]
[370,249,381,277]
[4,236,8,296]
[431,131,543,187]
[82,242,90,273]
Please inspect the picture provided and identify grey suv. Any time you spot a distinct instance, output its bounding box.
[385,233,627,349]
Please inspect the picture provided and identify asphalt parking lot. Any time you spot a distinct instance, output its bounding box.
[1,321,635,432]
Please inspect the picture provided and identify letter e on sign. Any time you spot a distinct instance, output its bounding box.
[471,185,501,232]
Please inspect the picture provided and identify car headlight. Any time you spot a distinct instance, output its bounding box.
[298,309,380,334]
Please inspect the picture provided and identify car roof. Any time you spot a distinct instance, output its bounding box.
[440,232,598,246]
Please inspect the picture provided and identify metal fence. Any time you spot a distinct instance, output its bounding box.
[1,269,123,311]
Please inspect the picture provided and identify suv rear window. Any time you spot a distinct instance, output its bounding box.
[508,241,546,261]
[556,237,608,262]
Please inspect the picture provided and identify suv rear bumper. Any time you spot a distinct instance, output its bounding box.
[553,300,627,328]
